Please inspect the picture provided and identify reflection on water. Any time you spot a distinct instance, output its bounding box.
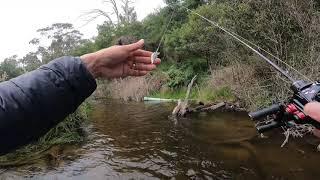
[1,100,320,179]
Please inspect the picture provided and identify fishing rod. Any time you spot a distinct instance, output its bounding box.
[182,6,299,83]
[180,5,320,134]
[154,5,301,83]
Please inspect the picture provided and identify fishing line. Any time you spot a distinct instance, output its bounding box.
[180,5,311,83]
[230,32,313,83]
[151,10,175,64]
[156,11,175,53]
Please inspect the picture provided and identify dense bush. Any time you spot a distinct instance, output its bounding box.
[165,57,208,88]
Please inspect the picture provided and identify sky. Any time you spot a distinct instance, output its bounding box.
[0,0,165,60]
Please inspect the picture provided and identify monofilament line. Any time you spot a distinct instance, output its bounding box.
[155,11,175,53]
[231,31,313,83]
[151,10,175,64]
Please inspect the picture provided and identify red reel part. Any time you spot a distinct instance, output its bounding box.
[296,112,306,120]
[286,104,298,114]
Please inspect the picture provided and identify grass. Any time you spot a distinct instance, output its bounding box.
[0,102,91,167]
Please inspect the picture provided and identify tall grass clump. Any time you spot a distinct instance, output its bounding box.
[98,73,166,102]
[0,102,91,167]
[209,63,274,111]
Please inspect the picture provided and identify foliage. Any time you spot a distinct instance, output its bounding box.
[0,23,88,82]
[30,23,86,64]
[82,0,320,108]
[0,55,23,80]
[165,57,208,88]
[20,52,42,72]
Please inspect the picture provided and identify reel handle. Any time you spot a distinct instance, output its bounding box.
[249,104,282,120]
[256,121,280,133]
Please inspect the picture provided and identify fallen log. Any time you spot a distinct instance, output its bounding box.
[189,102,226,113]
[201,102,226,112]
[171,76,246,117]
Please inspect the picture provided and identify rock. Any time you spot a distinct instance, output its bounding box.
[198,101,205,105]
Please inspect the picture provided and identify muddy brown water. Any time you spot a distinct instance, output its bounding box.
[1,99,320,179]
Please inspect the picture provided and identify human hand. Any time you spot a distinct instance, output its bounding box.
[305,102,320,121]
[304,102,320,138]
[80,39,161,79]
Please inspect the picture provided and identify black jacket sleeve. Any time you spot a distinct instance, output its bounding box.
[0,56,97,154]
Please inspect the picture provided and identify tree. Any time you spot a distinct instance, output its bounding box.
[20,52,42,72]
[164,4,235,65]
[0,55,23,79]
[31,23,85,64]
[119,0,137,24]
[84,0,137,26]
[165,0,207,8]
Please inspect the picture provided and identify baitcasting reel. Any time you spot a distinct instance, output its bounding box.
[249,80,320,133]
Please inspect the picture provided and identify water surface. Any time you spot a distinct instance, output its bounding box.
[1,100,320,179]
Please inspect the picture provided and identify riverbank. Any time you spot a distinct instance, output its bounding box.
[91,51,290,116]
[0,102,92,167]
[94,64,264,112]
[150,86,236,104]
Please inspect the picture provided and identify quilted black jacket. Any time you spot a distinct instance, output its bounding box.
[0,56,97,155]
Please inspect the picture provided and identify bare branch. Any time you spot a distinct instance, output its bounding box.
[103,0,120,23]
[80,9,114,27]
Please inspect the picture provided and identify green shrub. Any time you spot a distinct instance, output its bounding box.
[165,57,208,88]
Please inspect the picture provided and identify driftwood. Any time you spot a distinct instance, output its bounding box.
[172,76,246,117]
[172,75,197,117]
[173,100,246,117]
[203,102,226,111]
[172,99,182,115]
[187,102,226,113]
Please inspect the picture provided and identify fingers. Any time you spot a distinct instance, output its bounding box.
[313,129,320,138]
[123,61,156,76]
[134,63,156,71]
[152,58,161,65]
[127,61,156,71]
[124,65,149,76]
[124,39,144,51]
[129,47,162,65]
[132,56,161,65]
[304,102,320,122]
[132,49,153,57]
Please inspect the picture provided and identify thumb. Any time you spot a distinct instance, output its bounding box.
[124,39,144,51]
[304,102,320,122]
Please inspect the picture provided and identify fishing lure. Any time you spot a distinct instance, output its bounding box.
[151,52,160,64]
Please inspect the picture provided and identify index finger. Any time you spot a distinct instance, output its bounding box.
[304,102,320,122]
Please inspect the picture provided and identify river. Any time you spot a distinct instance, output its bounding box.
[1,100,320,179]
